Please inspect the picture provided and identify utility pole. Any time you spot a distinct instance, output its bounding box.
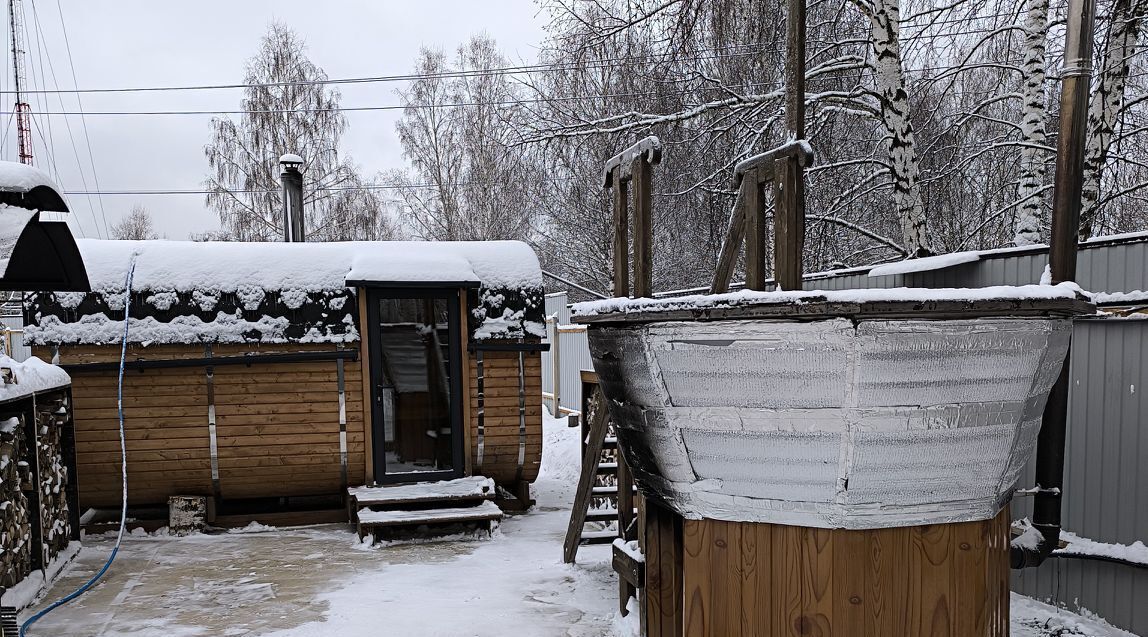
[8,0,33,165]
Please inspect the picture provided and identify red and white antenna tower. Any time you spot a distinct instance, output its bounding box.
[8,0,33,165]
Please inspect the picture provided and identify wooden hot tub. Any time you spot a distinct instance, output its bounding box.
[574,287,1093,637]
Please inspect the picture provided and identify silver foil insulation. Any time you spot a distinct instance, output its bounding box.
[587,317,1072,529]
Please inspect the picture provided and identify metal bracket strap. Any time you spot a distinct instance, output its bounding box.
[205,345,221,499]
[337,357,348,490]
[516,350,526,482]
[476,350,485,472]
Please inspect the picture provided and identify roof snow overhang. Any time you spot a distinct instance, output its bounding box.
[0,162,89,292]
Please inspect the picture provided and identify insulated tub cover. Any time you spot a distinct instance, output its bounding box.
[574,287,1090,529]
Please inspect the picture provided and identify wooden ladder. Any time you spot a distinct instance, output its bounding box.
[562,376,637,564]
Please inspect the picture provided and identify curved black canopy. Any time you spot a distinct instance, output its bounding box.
[0,162,90,292]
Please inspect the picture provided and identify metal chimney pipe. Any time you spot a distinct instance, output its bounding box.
[1014,0,1094,569]
[279,153,305,242]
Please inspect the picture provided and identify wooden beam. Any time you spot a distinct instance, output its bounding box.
[612,167,630,298]
[773,156,805,291]
[646,500,684,637]
[357,288,373,484]
[562,397,611,563]
[632,155,653,298]
[617,448,637,615]
[710,187,744,294]
[786,0,806,140]
[743,168,767,291]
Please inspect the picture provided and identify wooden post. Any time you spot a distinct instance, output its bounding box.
[776,0,806,291]
[645,499,684,637]
[617,450,637,614]
[743,168,766,291]
[612,168,630,298]
[773,157,805,291]
[632,155,654,298]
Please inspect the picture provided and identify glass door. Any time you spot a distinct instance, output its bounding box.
[367,288,464,484]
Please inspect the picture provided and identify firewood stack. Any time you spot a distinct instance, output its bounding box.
[0,412,32,588]
[34,391,72,565]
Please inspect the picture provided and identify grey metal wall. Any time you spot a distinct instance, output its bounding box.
[803,238,1148,634]
[1011,319,1148,634]
[808,236,1148,293]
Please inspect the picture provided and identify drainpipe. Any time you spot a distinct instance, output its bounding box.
[280,153,305,242]
[1012,0,1094,569]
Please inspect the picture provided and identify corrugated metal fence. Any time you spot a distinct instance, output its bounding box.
[802,238,1148,633]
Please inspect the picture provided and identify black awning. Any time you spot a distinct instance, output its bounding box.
[0,212,90,291]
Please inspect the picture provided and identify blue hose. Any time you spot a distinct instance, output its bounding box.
[21,255,137,636]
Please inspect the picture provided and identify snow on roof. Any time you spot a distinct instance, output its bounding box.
[867,250,980,277]
[0,161,61,194]
[572,282,1088,317]
[25,239,546,346]
[77,239,543,293]
[0,355,69,403]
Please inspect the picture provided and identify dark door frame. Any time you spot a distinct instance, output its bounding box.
[365,286,465,485]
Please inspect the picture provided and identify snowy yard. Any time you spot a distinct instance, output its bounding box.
[18,410,1135,637]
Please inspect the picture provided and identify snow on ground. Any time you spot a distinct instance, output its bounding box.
[1011,594,1138,637]
[19,407,1135,636]
[19,408,618,637]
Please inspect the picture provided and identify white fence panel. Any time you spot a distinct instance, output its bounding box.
[542,292,594,417]
[1,315,31,361]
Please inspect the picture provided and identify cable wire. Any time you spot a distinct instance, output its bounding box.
[20,254,136,637]
[0,45,767,95]
[52,0,109,238]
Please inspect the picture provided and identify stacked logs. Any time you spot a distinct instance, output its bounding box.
[0,412,33,588]
[35,391,72,565]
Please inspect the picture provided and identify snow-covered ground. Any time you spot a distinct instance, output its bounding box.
[17,408,1136,636]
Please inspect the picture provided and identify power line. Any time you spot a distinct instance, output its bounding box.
[0,45,766,95]
[63,180,579,196]
[0,82,783,117]
[30,0,107,238]
[54,0,110,238]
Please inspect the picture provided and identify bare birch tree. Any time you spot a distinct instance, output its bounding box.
[1015,0,1051,245]
[851,0,932,255]
[392,35,542,241]
[204,22,396,241]
[110,204,160,241]
[1080,0,1148,238]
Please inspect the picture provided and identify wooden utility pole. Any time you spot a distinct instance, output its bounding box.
[776,0,807,291]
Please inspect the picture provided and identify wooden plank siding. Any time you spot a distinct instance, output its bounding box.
[37,343,365,508]
[38,334,544,507]
[469,350,543,484]
[666,506,1012,637]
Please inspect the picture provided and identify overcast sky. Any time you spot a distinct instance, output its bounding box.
[1,0,546,239]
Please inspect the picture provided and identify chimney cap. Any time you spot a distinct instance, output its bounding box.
[279,153,304,168]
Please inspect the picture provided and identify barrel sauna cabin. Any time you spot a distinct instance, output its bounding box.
[574,286,1092,636]
[21,239,546,520]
